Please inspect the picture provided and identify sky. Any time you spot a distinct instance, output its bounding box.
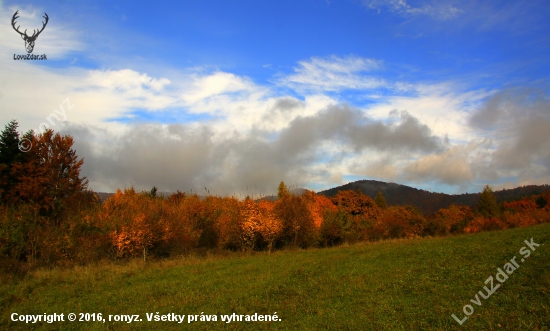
[1,0,549,197]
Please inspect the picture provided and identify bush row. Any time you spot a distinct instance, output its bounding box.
[1,187,549,271]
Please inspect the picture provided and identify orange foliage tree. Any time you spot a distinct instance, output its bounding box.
[9,129,88,221]
[238,198,283,252]
[503,199,537,212]
[157,194,203,255]
[274,195,316,248]
[426,205,474,236]
[464,216,507,234]
[112,212,154,260]
[501,192,550,228]
[330,189,381,220]
[211,196,242,251]
[100,188,155,259]
[373,205,425,240]
[302,190,337,229]
[256,200,283,253]
[239,197,260,251]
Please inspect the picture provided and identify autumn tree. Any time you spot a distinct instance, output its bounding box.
[240,197,261,251]
[112,212,154,261]
[274,195,316,248]
[167,190,186,205]
[213,196,242,250]
[302,190,337,228]
[425,204,473,236]
[377,206,409,239]
[502,199,537,213]
[9,129,89,220]
[331,189,381,219]
[256,200,282,253]
[477,185,499,218]
[101,188,170,260]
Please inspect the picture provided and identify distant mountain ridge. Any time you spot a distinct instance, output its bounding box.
[317,180,550,215]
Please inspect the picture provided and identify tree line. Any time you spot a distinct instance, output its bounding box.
[1,120,549,273]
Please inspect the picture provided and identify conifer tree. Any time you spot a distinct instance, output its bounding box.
[374,191,388,210]
[0,120,24,201]
[277,181,290,200]
[478,185,499,217]
[0,120,22,165]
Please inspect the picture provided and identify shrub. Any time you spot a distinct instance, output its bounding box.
[374,206,425,240]
[465,216,507,234]
[426,205,473,236]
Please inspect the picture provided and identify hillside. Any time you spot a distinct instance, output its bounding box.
[2,223,548,330]
[317,180,550,214]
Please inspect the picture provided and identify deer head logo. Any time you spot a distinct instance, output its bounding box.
[11,10,49,54]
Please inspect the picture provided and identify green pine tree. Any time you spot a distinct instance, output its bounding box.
[150,186,158,198]
[277,181,290,200]
[0,120,24,200]
[478,185,499,217]
[374,191,387,209]
[0,120,22,166]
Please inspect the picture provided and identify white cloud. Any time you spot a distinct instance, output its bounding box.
[89,69,171,93]
[86,69,175,112]
[362,0,549,34]
[365,83,492,144]
[403,145,474,185]
[279,55,386,93]
[182,71,256,104]
[362,0,463,20]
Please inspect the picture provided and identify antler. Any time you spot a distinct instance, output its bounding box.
[11,10,26,37]
[30,13,49,38]
[11,11,49,39]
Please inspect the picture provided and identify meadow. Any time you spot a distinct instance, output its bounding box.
[1,222,548,330]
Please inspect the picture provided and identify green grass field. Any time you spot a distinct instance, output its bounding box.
[1,223,549,330]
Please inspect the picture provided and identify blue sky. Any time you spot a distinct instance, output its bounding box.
[1,0,549,196]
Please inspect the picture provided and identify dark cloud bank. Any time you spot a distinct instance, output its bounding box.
[63,101,445,195]
[62,88,549,195]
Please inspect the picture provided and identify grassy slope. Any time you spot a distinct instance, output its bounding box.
[1,224,549,330]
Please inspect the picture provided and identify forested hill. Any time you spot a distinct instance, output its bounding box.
[317,180,550,215]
